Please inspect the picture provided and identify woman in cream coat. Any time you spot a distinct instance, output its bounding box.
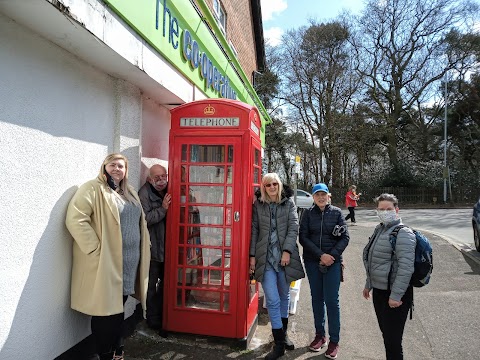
[66,153,150,360]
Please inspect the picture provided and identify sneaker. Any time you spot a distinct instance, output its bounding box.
[325,341,339,359]
[309,334,327,352]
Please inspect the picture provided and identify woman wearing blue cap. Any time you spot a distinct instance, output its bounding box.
[299,183,349,359]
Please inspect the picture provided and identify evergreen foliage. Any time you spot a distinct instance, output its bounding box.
[254,0,480,202]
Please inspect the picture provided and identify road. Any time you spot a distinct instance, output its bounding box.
[354,207,475,249]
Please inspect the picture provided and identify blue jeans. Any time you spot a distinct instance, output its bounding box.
[304,260,341,342]
[262,265,290,329]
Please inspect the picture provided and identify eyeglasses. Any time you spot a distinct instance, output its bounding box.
[265,182,278,188]
[152,175,168,180]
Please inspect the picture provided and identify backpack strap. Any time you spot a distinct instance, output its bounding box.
[388,225,406,251]
[388,225,415,320]
[387,225,406,291]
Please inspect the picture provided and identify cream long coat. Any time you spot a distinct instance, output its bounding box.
[65,173,151,316]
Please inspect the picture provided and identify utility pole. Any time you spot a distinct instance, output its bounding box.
[444,71,448,204]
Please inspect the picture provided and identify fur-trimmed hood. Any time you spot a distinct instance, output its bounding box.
[254,184,295,203]
[250,184,305,283]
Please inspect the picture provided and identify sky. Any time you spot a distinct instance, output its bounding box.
[261,0,365,46]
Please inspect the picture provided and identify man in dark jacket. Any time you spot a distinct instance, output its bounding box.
[299,183,349,359]
[139,164,171,336]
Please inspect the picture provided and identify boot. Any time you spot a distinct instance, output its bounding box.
[113,346,124,360]
[265,328,285,360]
[112,351,124,360]
[98,352,114,360]
[281,317,295,350]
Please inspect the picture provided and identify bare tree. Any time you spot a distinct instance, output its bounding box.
[254,45,299,182]
[352,0,479,168]
[279,20,360,187]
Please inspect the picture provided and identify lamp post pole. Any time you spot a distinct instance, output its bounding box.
[443,71,448,204]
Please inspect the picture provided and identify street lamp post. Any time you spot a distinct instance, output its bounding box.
[443,71,448,204]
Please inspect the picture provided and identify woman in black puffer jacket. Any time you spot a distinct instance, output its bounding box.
[299,183,349,359]
[249,173,305,360]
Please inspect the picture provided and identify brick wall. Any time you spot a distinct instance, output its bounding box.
[200,0,259,83]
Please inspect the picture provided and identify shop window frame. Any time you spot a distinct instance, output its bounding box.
[213,0,226,35]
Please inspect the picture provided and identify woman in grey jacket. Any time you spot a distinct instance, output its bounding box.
[249,173,305,360]
[363,193,416,360]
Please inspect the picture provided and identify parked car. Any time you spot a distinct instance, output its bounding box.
[295,189,314,209]
[472,197,480,251]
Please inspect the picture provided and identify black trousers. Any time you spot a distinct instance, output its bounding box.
[91,295,128,356]
[373,287,413,360]
[146,260,165,328]
[345,207,356,222]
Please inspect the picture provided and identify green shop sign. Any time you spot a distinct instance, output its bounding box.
[102,0,269,138]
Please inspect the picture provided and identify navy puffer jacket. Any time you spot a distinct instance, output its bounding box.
[299,204,349,263]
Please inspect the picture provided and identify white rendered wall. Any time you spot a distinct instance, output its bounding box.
[51,0,195,106]
[142,97,171,161]
[0,13,143,359]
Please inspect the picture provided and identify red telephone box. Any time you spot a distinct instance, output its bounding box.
[164,99,262,343]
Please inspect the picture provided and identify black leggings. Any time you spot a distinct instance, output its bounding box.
[345,207,356,222]
[91,296,128,356]
[146,261,165,328]
[373,287,413,360]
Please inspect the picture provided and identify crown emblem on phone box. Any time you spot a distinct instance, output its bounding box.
[204,104,215,115]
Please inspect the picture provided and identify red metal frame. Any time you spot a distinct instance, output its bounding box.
[165,99,262,339]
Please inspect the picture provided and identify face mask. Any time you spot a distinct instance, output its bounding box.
[154,179,167,187]
[104,168,118,190]
[152,179,167,191]
[376,209,397,224]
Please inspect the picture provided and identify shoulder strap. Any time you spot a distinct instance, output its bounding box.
[389,225,415,319]
[387,224,408,290]
[389,224,407,251]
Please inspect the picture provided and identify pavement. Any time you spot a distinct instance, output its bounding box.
[124,223,480,359]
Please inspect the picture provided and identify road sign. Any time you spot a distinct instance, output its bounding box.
[295,156,300,174]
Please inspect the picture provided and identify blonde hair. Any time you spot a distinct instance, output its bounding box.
[101,153,138,203]
[260,173,283,203]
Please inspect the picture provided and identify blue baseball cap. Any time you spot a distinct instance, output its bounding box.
[312,183,329,195]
